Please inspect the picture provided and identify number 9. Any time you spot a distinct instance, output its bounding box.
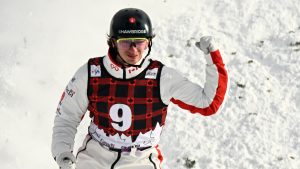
[109,104,132,131]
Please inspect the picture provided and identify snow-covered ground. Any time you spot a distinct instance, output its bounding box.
[1,0,300,168]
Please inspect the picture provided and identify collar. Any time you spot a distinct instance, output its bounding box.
[103,51,151,79]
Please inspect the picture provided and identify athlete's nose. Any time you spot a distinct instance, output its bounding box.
[130,42,137,48]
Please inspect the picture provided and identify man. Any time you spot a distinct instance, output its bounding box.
[52,8,228,169]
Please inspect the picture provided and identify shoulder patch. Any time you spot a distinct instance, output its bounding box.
[145,68,158,79]
[90,65,101,77]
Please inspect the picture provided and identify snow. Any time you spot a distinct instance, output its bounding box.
[1,0,300,168]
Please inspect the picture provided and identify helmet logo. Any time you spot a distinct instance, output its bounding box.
[118,30,146,34]
[128,17,136,24]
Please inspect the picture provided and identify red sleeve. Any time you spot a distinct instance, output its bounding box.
[170,50,228,116]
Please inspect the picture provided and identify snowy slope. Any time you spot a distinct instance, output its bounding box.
[0,0,300,169]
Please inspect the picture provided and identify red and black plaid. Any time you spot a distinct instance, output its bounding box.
[87,57,168,142]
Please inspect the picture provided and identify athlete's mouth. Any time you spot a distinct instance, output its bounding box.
[127,53,138,58]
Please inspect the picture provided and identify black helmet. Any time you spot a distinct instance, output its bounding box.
[109,8,154,38]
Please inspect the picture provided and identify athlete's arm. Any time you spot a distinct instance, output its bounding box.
[51,63,88,159]
[160,37,228,116]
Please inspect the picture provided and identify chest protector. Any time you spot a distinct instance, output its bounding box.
[87,57,168,143]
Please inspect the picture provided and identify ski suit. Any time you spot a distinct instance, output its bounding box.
[52,49,228,169]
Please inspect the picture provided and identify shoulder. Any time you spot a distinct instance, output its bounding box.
[72,55,103,82]
[161,65,183,78]
[148,59,164,70]
[76,62,88,76]
[71,62,88,84]
[88,56,105,65]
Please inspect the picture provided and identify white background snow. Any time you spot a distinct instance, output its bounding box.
[1,0,300,168]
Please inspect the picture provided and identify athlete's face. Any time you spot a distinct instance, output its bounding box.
[116,38,149,65]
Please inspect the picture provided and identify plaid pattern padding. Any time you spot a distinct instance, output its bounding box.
[87,57,168,142]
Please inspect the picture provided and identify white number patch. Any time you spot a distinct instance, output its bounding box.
[109,104,132,131]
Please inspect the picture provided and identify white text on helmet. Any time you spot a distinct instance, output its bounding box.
[118,30,146,34]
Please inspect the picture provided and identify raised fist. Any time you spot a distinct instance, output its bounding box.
[195,36,217,54]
